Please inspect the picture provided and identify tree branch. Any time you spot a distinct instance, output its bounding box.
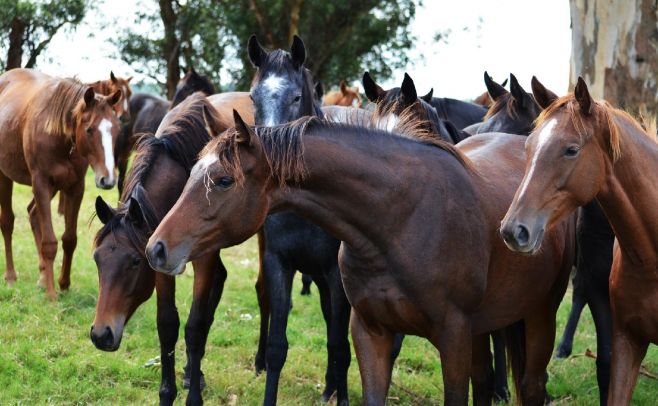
[248,0,275,46]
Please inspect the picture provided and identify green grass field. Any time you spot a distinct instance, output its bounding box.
[0,170,657,405]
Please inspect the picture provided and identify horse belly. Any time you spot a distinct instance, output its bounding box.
[0,121,31,185]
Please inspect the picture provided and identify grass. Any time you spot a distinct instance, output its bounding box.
[0,169,657,405]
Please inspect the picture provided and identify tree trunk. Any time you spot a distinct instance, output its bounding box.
[6,17,26,70]
[159,0,180,99]
[570,0,658,114]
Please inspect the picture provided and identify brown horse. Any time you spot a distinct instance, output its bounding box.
[0,68,121,300]
[323,80,362,107]
[88,71,133,122]
[501,77,658,405]
[145,109,575,404]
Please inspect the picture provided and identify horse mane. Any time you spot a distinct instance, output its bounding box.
[204,106,474,188]
[535,94,656,162]
[483,93,519,121]
[43,77,88,137]
[94,93,214,248]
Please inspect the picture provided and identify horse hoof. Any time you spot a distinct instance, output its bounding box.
[554,346,572,359]
[59,281,70,291]
[300,287,311,295]
[45,290,58,301]
[37,275,46,289]
[182,370,206,390]
[321,388,336,402]
[493,389,510,403]
[5,277,16,287]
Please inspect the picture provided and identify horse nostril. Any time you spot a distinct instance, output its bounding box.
[151,241,167,267]
[514,225,530,246]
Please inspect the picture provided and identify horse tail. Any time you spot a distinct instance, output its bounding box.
[505,320,526,402]
[57,192,66,216]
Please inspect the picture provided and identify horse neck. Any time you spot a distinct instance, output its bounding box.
[596,116,658,267]
[271,130,479,255]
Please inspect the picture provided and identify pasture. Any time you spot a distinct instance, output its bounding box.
[1,169,657,405]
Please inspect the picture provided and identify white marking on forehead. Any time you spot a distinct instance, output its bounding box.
[198,152,218,170]
[99,119,115,182]
[517,118,558,199]
[122,86,129,111]
[257,74,288,126]
[263,75,285,94]
[352,98,359,108]
[377,113,399,132]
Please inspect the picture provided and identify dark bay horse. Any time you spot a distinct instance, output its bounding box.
[323,80,362,107]
[115,68,216,195]
[89,71,133,122]
[483,73,614,405]
[501,78,658,405]
[0,68,121,300]
[91,93,246,405]
[246,34,351,406]
[146,110,575,405]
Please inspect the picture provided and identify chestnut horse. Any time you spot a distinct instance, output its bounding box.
[146,110,575,405]
[0,68,121,300]
[501,78,658,405]
[91,93,252,405]
[89,71,133,122]
[323,80,362,107]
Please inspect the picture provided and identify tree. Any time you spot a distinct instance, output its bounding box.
[216,0,419,90]
[0,0,88,71]
[115,0,228,98]
[570,0,658,114]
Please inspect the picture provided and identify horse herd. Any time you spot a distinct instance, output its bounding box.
[0,34,656,406]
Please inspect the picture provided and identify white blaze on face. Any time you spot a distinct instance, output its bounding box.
[517,118,558,199]
[122,86,129,112]
[99,119,115,182]
[260,75,286,126]
[191,152,218,182]
[352,98,359,108]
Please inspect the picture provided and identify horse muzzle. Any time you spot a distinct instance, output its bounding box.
[90,320,124,352]
[500,217,545,255]
[145,239,188,276]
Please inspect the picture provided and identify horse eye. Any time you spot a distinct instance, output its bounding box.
[564,145,580,158]
[216,176,235,188]
[131,257,141,267]
[86,127,93,136]
[293,95,301,103]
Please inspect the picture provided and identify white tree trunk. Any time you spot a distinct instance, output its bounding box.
[570,0,658,113]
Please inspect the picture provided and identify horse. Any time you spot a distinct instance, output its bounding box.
[0,68,121,300]
[246,34,352,406]
[91,93,251,405]
[473,77,508,108]
[88,71,133,122]
[145,106,576,405]
[481,73,615,405]
[115,69,217,196]
[323,80,363,107]
[500,77,658,405]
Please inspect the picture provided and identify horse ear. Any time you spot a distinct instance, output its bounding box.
[126,76,133,83]
[509,74,532,109]
[248,35,267,68]
[574,76,593,115]
[314,80,324,100]
[362,71,385,102]
[290,35,306,69]
[400,73,418,105]
[233,109,255,145]
[190,66,197,75]
[95,196,116,225]
[127,197,145,228]
[83,87,96,108]
[500,78,508,88]
[202,104,223,138]
[107,89,122,106]
[531,76,559,109]
[110,71,117,83]
[340,80,347,94]
[421,88,433,103]
[484,71,507,101]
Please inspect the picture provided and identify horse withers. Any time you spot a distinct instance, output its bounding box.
[0,68,121,300]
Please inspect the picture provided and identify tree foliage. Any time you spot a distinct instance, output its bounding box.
[217,0,419,90]
[0,0,88,70]
[114,0,228,97]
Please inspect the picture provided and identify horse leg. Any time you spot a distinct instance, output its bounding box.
[388,333,405,382]
[27,199,43,286]
[58,183,83,291]
[434,308,471,405]
[184,252,227,406]
[254,259,269,374]
[350,310,394,406]
[607,324,647,405]
[312,274,337,400]
[555,286,586,359]
[155,274,180,406]
[0,173,16,285]
[300,273,313,295]
[327,267,351,406]
[471,333,494,406]
[262,254,294,405]
[492,330,510,402]
[31,177,57,300]
[588,287,612,405]
[520,308,558,405]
